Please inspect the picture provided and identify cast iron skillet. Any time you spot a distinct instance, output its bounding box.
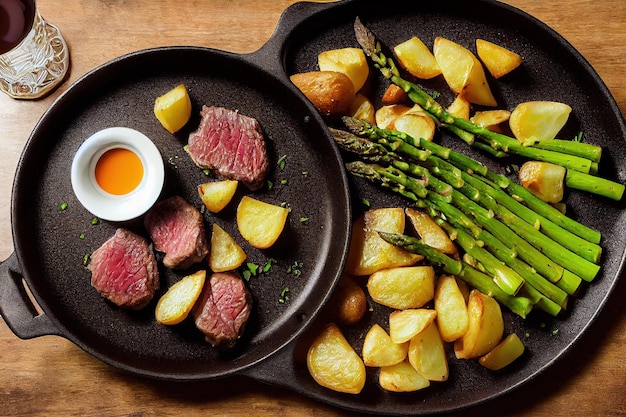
[1,0,626,415]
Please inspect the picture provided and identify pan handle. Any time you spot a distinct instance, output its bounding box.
[0,252,62,339]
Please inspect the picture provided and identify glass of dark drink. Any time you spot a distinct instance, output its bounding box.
[0,0,70,99]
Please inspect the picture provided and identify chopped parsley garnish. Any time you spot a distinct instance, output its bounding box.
[266,180,274,191]
[287,260,303,276]
[277,155,287,170]
[79,233,85,239]
[301,169,309,176]
[280,179,288,185]
[279,287,290,304]
[263,258,276,273]
[361,198,371,208]
[91,217,100,225]
[299,217,309,223]
[82,253,90,266]
[60,202,68,211]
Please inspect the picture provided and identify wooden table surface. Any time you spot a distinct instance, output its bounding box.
[1,1,624,416]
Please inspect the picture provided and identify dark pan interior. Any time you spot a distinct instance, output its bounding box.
[272,0,626,414]
[12,47,351,380]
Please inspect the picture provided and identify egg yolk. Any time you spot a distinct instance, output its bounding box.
[95,148,144,195]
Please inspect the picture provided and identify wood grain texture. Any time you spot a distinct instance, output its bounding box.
[1,1,625,416]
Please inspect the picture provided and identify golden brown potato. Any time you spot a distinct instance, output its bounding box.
[454,290,504,359]
[469,109,511,133]
[155,270,206,325]
[434,37,497,107]
[375,104,413,129]
[478,333,525,370]
[318,47,369,92]
[307,323,366,394]
[237,195,289,249]
[362,323,409,367]
[290,71,355,119]
[198,180,238,213]
[367,266,435,310]
[518,161,566,203]
[328,274,368,325]
[381,84,409,106]
[344,208,422,276]
[394,36,441,80]
[447,95,471,120]
[154,84,192,133]
[379,360,430,392]
[393,112,436,142]
[408,321,448,381]
[509,101,572,143]
[406,208,458,256]
[349,93,376,124]
[209,223,247,272]
[389,308,437,344]
[476,39,523,79]
[434,275,469,342]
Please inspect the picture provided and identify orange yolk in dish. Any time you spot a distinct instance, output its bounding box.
[95,148,144,195]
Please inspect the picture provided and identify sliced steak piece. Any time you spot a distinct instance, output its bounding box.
[89,228,159,310]
[143,195,209,270]
[187,105,270,191]
[193,271,252,348]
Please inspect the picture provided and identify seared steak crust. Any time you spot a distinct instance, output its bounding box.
[193,271,252,348]
[187,106,270,190]
[143,196,209,270]
[89,228,159,310]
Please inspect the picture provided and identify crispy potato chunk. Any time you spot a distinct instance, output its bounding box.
[345,208,422,276]
[434,275,469,342]
[155,270,206,325]
[379,360,430,392]
[368,266,435,310]
[328,274,368,325]
[509,101,572,143]
[408,321,448,381]
[454,290,504,359]
[237,195,288,249]
[318,47,369,92]
[307,323,366,394]
[406,208,457,256]
[290,71,355,119]
[434,37,497,106]
[154,84,192,133]
[479,333,525,370]
[470,109,511,133]
[375,104,413,129]
[362,323,409,367]
[394,36,441,79]
[389,309,437,344]
[198,180,238,213]
[209,224,247,272]
[447,94,471,120]
[476,39,523,79]
[393,112,436,142]
[381,84,409,106]
[349,93,376,124]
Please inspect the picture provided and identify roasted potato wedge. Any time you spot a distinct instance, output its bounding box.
[434,37,497,106]
[375,104,413,129]
[434,275,469,342]
[518,161,566,203]
[408,321,448,381]
[209,223,247,272]
[389,308,437,344]
[479,333,525,370]
[379,360,430,392]
[476,39,523,79]
[328,274,368,325]
[318,47,369,92]
[362,323,409,367]
[470,109,511,133]
[349,93,376,124]
[198,180,238,213]
[393,112,436,142]
[381,84,409,105]
[155,270,206,325]
[307,323,366,394]
[447,94,471,120]
[406,208,458,256]
[394,36,441,79]
[290,71,355,119]
[509,101,572,143]
[454,290,504,359]
[367,266,435,310]
[237,195,289,249]
[154,84,192,133]
[345,208,422,276]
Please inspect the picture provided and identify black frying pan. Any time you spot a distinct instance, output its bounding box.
[1,0,626,415]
